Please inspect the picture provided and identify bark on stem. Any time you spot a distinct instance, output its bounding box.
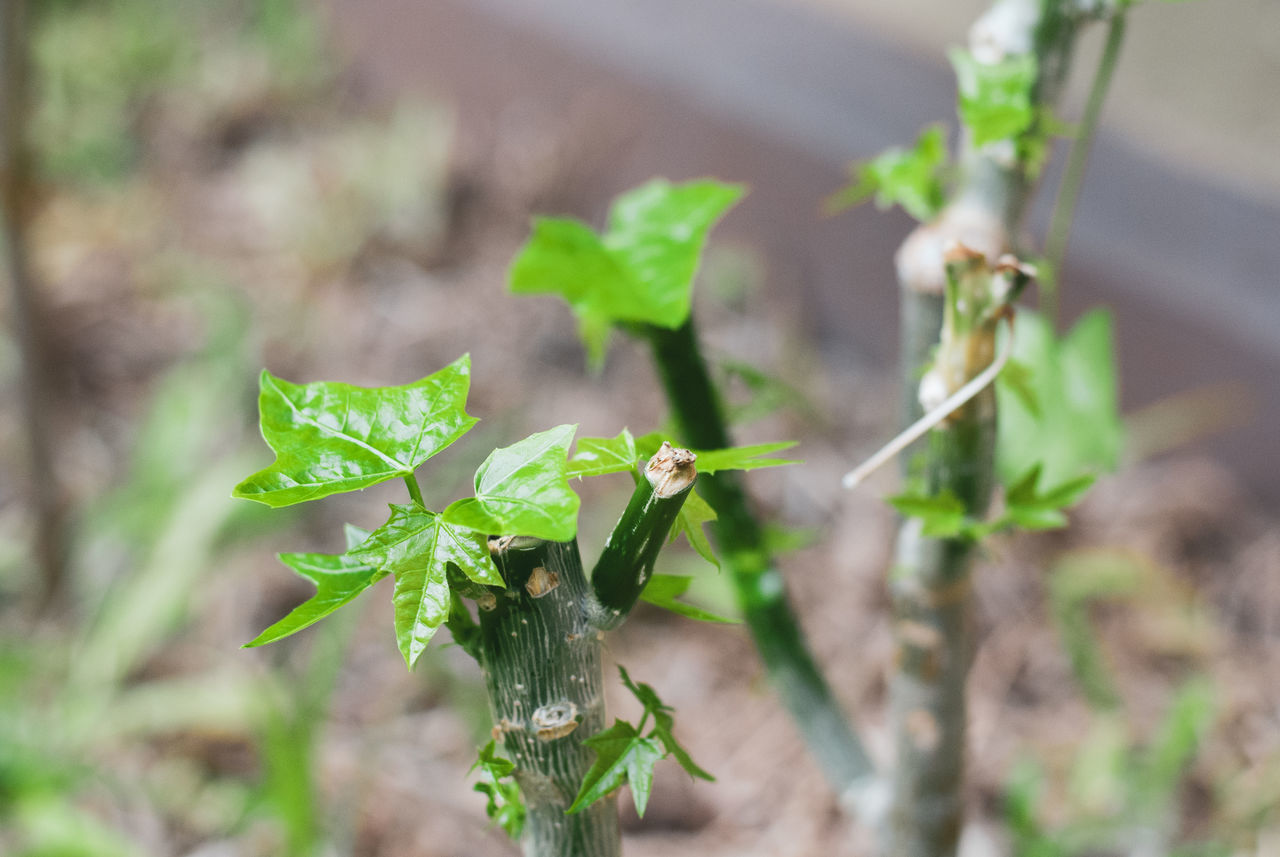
[480,537,619,857]
[643,317,878,811]
[887,252,1003,857]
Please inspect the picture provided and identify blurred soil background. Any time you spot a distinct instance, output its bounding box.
[1,1,1278,856]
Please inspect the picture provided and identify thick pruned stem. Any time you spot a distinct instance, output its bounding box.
[589,442,696,631]
[643,317,878,811]
[480,537,620,857]
[887,251,1009,857]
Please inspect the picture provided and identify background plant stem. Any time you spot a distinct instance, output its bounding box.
[887,2,1110,852]
[1,0,68,613]
[1042,11,1128,326]
[644,317,878,808]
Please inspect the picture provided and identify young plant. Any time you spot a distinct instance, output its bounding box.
[508,178,878,811]
[232,355,765,856]
[835,0,1140,852]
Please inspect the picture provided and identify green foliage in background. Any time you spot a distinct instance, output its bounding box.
[509,179,744,365]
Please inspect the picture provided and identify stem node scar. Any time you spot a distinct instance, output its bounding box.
[532,701,580,742]
[525,566,560,599]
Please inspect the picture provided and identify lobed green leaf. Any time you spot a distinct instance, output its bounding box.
[470,740,525,839]
[443,424,580,541]
[351,504,500,668]
[996,309,1123,490]
[233,355,478,507]
[888,490,968,538]
[509,179,744,364]
[690,441,800,474]
[950,49,1038,146]
[568,429,638,479]
[827,124,949,222]
[245,548,384,647]
[667,487,719,569]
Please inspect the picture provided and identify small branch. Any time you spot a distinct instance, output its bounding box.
[1041,10,1127,324]
[588,442,696,631]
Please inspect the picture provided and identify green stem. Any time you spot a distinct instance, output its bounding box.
[403,473,425,507]
[588,443,696,631]
[479,538,620,857]
[642,317,878,806]
[1042,11,1127,325]
[887,256,1002,857]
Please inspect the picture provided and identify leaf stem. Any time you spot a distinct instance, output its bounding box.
[1041,11,1127,326]
[404,473,425,507]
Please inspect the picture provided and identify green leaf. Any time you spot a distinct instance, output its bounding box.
[568,720,664,817]
[692,441,799,474]
[507,218,641,368]
[996,465,1096,532]
[888,490,968,538]
[233,355,479,507]
[950,49,1038,146]
[471,740,525,839]
[509,179,744,362]
[603,179,746,329]
[827,124,949,221]
[718,359,817,426]
[619,666,715,783]
[443,424,580,541]
[668,486,719,569]
[998,358,1041,419]
[351,504,500,667]
[245,550,384,647]
[996,309,1123,490]
[569,429,638,479]
[639,574,739,623]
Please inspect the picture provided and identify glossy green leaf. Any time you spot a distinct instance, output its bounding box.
[443,424,580,541]
[568,720,664,817]
[233,355,479,507]
[827,124,949,222]
[507,218,640,367]
[245,547,383,648]
[950,49,1038,146]
[668,487,719,569]
[471,740,525,839]
[691,441,799,474]
[568,429,638,479]
[603,179,745,328]
[996,309,1123,490]
[509,179,744,363]
[639,574,739,623]
[351,504,500,667]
